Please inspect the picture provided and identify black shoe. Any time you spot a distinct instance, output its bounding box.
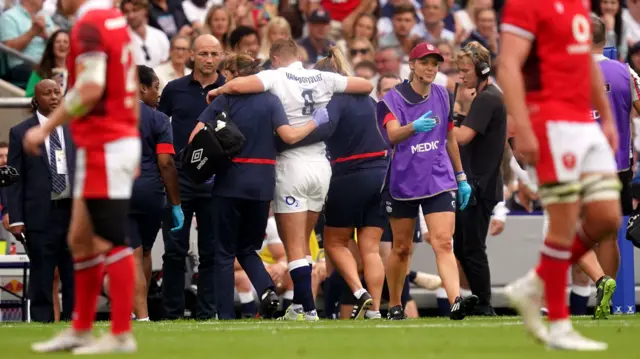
[259,289,279,319]
[450,295,478,320]
[350,291,373,320]
[387,305,407,320]
[473,304,497,316]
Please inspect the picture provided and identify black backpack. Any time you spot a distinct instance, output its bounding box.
[180,98,246,184]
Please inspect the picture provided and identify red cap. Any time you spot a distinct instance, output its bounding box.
[409,42,444,62]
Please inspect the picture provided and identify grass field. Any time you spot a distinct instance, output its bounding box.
[1,316,639,358]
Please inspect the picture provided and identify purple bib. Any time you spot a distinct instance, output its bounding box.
[377,83,457,200]
[596,59,632,171]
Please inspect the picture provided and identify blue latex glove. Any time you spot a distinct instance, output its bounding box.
[312,107,329,126]
[412,110,437,133]
[457,180,472,210]
[170,204,185,233]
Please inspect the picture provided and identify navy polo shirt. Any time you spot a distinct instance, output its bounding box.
[298,37,334,65]
[158,72,225,200]
[131,103,174,214]
[197,92,288,201]
[326,94,388,176]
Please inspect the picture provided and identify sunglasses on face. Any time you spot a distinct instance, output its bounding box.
[350,48,370,56]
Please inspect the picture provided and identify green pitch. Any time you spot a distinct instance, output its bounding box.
[1,316,639,358]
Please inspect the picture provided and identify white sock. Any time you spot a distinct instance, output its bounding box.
[283,290,294,300]
[353,288,367,299]
[460,288,473,297]
[137,317,150,322]
[291,303,303,310]
[238,291,254,304]
[549,319,572,334]
[365,310,380,318]
[571,285,591,297]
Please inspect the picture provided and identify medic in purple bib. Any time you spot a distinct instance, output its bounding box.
[377,42,478,320]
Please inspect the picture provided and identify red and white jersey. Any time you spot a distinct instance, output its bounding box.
[321,0,360,21]
[68,2,138,149]
[501,0,592,124]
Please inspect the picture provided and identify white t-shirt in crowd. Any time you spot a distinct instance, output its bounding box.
[129,25,170,68]
[181,0,214,24]
[255,61,348,159]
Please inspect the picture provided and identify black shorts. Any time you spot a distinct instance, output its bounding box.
[85,199,130,246]
[382,190,457,219]
[127,209,163,251]
[325,168,387,229]
[619,168,633,216]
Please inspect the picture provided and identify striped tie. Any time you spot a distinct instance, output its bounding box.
[49,129,66,194]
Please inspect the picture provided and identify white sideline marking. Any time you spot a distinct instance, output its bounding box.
[1,318,635,333]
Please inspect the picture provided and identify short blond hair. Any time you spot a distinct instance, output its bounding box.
[456,41,491,68]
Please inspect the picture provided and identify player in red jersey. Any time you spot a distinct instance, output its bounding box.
[25,0,140,354]
[498,0,621,351]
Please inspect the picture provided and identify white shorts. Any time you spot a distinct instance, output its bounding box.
[532,121,617,184]
[273,157,331,213]
[74,137,141,199]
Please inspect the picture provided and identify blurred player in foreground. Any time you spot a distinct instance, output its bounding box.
[499,0,621,350]
[26,0,141,353]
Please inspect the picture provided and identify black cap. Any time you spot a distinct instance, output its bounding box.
[308,8,331,24]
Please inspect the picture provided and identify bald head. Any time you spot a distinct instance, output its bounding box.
[192,34,220,51]
[34,79,61,116]
[191,34,223,77]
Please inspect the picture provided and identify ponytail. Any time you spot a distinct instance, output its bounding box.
[314,46,352,76]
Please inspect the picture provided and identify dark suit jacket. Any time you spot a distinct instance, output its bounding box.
[7,115,76,231]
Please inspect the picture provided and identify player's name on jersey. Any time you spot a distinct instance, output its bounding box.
[286,72,323,84]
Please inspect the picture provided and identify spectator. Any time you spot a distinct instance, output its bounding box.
[461,8,498,58]
[154,35,192,95]
[0,142,8,230]
[232,0,266,29]
[298,8,333,64]
[347,37,376,69]
[259,16,291,59]
[229,25,260,58]
[0,0,56,85]
[435,39,455,75]
[421,0,454,43]
[453,0,492,43]
[181,0,213,27]
[148,0,192,38]
[7,79,74,323]
[379,2,419,57]
[375,46,410,79]
[623,0,640,46]
[25,29,68,97]
[50,0,72,31]
[122,0,170,67]
[595,0,626,60]
[316,0,377,41]
[376,73,402,100]
[157,34,225,320]
[203,5,235,49]
[336,12,378,59]
[354,60,377,79]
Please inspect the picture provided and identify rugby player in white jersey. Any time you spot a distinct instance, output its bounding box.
[207,39,373,320]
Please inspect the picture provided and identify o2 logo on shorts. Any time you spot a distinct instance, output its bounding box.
[284,196,299,208]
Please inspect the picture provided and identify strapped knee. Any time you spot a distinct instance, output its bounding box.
[539,182,581,206]
[581,174,621,203]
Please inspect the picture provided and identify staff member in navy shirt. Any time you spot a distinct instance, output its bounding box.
[190,53,329,320]
[129,65,184,322]
[157,34,225,320]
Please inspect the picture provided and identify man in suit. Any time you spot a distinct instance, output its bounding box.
[7,79,75,322]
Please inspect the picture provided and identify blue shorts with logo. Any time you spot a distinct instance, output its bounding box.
[324,168,387,229]
[382,190,457,219]
[380,220,422,243]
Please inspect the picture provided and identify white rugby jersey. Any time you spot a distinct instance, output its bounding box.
[256,61,348,159]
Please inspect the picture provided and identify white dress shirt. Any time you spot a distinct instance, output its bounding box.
[37,111,71,200]
[129,25,170,68]
[154,61,191,95]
